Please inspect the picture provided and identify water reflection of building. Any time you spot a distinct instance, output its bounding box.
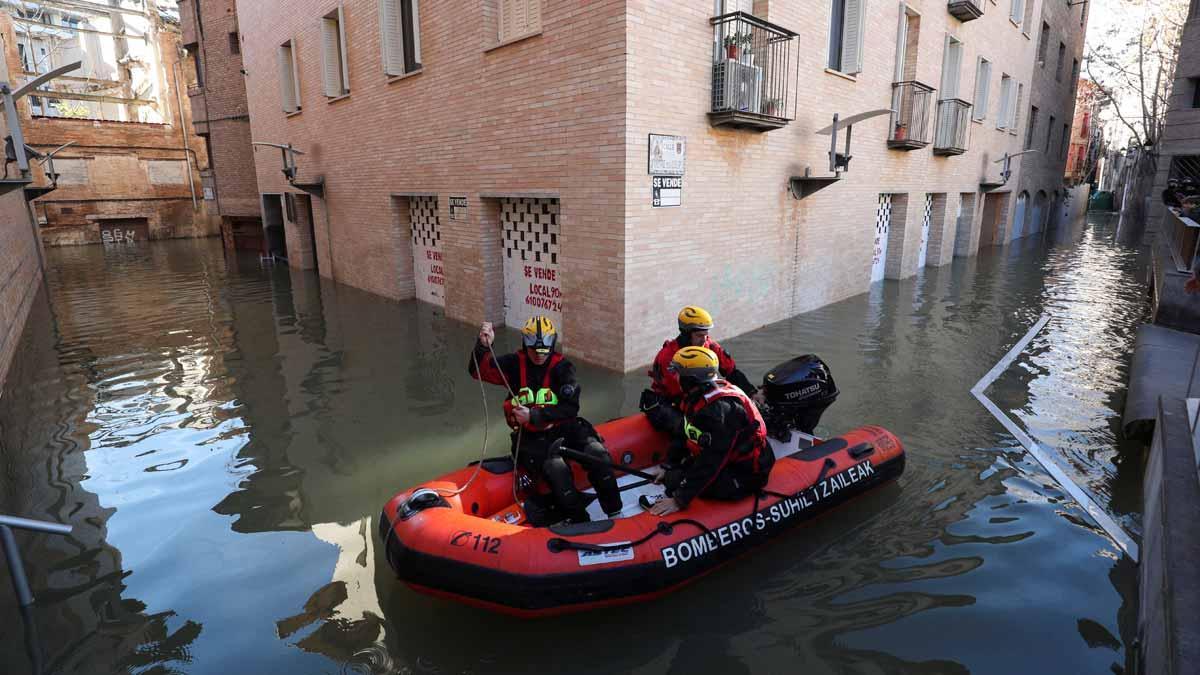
[0,288,203,674]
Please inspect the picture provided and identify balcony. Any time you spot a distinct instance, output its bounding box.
[947,0,984,22]
[933,98,972,156]
[708,12,798,132]
[887,81,935,151]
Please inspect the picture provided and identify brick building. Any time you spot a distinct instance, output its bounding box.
[1065,78,1103,186]
[237,0,1088,371]
[0,1,216,247]
[178,0,262,251]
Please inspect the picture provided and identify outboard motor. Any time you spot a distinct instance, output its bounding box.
[760,355,838,440]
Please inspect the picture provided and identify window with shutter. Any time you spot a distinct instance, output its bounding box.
[1037,22,1050,65]
[1009,0,1024,25]
[940,36,963,99]
[380,0,421,75]
[841,0,864,74]
[322,8,350,97]
[1011,83,1023,133]
[997,75,1012,129]
[278,40,301,113]
[500,0,542,44]
[972,58,990,120]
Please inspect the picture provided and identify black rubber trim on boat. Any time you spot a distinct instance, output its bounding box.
[848,442,875,459]
[793,438,848,461]
[470,457,515,474]
[549,519,615,536]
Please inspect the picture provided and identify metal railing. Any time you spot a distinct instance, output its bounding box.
[947,0,985,21]
[2,514,73,675]
[933,98,972,155]
[1164,207,1200,274]
[888,81,935,150]
[709,12,797,125]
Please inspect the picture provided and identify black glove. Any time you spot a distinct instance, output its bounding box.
[639,389,663,412]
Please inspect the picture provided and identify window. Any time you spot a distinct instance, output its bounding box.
[940,36,964,98]
[1021,0,1035,33]
[1009,0,1024,25]
[997,75,1013,129]
[278,39,301,113]
[1011,83,1024,134]
[827,0,865,75]
[1037,22,1050,65]
[1056,42,1066,81]
[186,43,203,88]
[499,0,542,44]
[1025,105,1039,148]
[893,6,920,82]
[1046,114,1055,152]
[1191,78,1200,108]
[322,6,351,97]
[229,32,240,55]
[1061,123,1070,159]
[972,57,991,121]
[1071,58,1079,84]
[380,0,422,75]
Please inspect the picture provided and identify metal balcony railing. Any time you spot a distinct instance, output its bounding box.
[709,12,798,132]
[947,0,984,22]
[1164,207,1200,274]
[933,98,972,156]
[887,81,935,150]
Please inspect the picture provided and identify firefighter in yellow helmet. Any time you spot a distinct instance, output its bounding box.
[470,316,622,524]
[641,305,762,435]
[648,346,774,516]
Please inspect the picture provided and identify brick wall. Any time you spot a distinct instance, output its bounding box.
[237,0,627,368]
[0,189,42,392]
[237,0,1085,371]
[179,0,262,220]
[0,13,216,246]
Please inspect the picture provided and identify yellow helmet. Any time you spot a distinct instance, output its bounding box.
[522,315,557,354]
[677,305,714,334]
[670,346,719,385]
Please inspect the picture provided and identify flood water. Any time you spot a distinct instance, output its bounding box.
[1,212,1146,675]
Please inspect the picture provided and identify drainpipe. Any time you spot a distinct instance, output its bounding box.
[171,61,199,211]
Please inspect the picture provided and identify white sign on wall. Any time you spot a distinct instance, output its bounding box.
[501,198,562,330]
[652,176,682,207]
[449,196,468,221]
[648,134,686,176]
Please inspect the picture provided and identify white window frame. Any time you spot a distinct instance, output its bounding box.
[278,39,301,113]
[322,6,351,98]
[380,0,421,76]
[1009,0,1024,26]
[940,35,963,99]
[972,57,991,121]
[1010,82,1024,135]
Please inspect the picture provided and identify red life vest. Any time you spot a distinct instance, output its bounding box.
[680,381,768,471]
[503,351,565,432]
[650,336,737,401]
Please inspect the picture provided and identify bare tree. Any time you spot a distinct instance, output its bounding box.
[1085,0,1188,148]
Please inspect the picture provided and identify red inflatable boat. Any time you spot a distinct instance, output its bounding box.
[379,413,905,617]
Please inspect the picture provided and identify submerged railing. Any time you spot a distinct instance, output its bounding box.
[2,514,73,675]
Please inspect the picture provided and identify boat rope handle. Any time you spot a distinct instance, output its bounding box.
[546,519,711,554]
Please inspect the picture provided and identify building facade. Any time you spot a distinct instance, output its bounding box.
[237,0,1088,371]
[178,0,262,252]
[0,1,216,247]
[1065,78,1103,186]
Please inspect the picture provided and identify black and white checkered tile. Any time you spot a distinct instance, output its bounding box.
[410,196,441,248]
[501,198,560,265]
[875,194,892,238]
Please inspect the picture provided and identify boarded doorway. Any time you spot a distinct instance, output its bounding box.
[99,218,149,244]
[871,194,893,283]
[410,196,445,306]
[979,192,1008,247]
[501,197,561,329]
[916,193,933,269]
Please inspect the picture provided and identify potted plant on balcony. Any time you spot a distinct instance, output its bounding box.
[894,120,908,141]
[724,33,743,60]
[763,97,783,117]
